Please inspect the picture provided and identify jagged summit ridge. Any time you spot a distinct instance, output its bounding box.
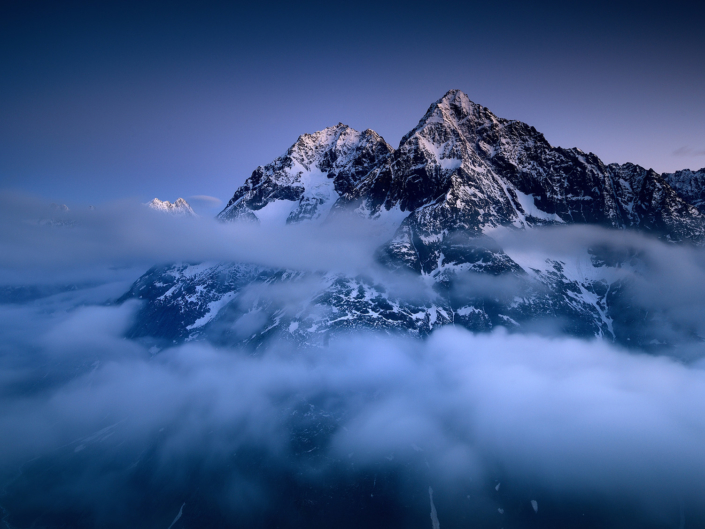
[398,89,506,147]
[219,90,703,239]
[342,90,704,274]
[147,198,196,216]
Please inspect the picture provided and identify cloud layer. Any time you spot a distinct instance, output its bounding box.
[2,193,705,527]
[1,301,705,527]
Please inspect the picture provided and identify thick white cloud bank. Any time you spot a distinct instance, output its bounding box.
[1,298,705,527]
[2,192,705,527]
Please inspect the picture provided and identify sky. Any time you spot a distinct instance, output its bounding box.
[1,0,704,211]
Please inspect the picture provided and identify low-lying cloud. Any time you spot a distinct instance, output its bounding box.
[0,192,395,286]
[2,192,705,527]
[1,296,705,527]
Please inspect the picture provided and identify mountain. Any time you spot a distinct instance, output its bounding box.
[217,124,393,224]
[662,168,705,213]
[120,90,705,351]
[341,90,703,276]
[147,197,196,216]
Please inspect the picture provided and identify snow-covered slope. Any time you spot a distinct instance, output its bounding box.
[147,198,196,216]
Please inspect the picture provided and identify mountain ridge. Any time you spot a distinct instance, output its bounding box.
[219,89,704,245]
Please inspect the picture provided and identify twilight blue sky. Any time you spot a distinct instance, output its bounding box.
[1,0,704,212]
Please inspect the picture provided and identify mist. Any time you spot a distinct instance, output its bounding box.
[2,193,705,527]
[0,192,393,285]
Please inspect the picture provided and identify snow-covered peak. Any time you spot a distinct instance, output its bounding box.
[147,198,196,216]
[400,89,495,146]
[400,89,552,167]
[216,89,705,248]
[277,123,392,190]
[288,123,356,167]
[218,123,393,223]
[431,88,489,125]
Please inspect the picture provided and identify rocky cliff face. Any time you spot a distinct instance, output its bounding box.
[121,90,705,351]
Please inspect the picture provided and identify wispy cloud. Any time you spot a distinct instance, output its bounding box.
[188,195,222,206]
[673,146,705,157]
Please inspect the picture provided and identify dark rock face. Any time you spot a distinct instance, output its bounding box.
[121,90,705,351]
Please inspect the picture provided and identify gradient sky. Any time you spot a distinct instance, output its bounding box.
[1,0,704,212]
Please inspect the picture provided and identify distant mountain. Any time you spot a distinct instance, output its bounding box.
[36,202,75,227]
[147,197,196,216]
[120,90,705,351]
[49,202,70,212]
[662,168,705,213]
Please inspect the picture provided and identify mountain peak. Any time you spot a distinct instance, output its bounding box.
[147,198,196,216]
[217,122,393,223]
[399,90,494,148]
[289,123,363,164]
[437,88,476,110]
[216,90,705,246]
